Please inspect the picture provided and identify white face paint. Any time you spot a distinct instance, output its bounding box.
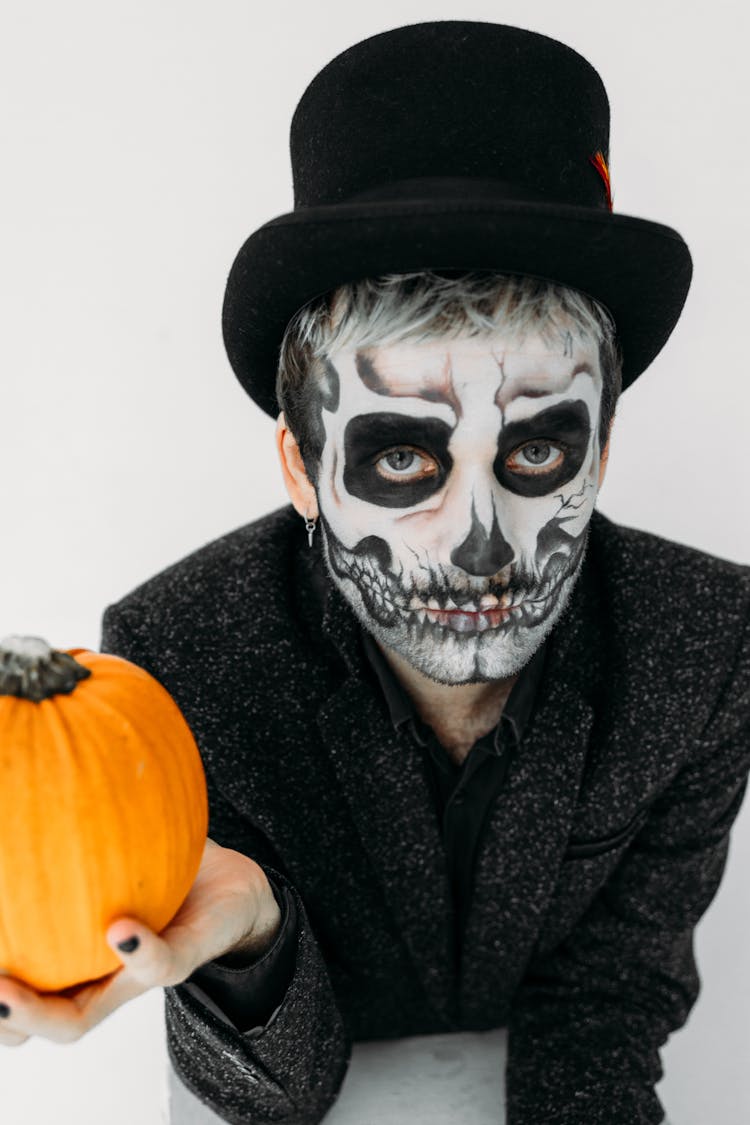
[312,327,605,684]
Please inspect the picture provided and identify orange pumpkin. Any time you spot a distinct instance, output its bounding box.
[0,635,208,993]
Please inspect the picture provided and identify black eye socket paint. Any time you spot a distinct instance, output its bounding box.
[343,413,453,508]
[319,357,341,413]
[495,399,591,497]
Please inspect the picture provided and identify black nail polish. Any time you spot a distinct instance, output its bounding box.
[0,1003,11,1018]
[117,936,140,954]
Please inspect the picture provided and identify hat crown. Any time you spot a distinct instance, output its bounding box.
[290,21,611,211]
[222,20,692,417]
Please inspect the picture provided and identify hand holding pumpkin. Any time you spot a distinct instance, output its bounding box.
[0,636,280,1047]
[0,835,282,1046]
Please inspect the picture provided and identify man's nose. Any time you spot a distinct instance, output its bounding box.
[450,500,514,577]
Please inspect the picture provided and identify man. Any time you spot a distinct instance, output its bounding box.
[1,20,747,1125]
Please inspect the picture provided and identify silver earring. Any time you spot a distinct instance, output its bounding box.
[304,510,317,548]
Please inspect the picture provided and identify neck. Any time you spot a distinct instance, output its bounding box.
[376,641,518,764]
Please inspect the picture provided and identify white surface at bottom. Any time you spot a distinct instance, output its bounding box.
[323,1028,508,1124]
[168,1028,508,1124]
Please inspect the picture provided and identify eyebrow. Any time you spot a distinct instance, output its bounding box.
[498,361,597,404]
[355,350,463,418]
[343,412,455,460]
[498,399,591,450]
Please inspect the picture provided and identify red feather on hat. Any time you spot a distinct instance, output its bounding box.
[589,150,613,211]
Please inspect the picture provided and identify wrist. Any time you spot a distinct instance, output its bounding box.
[220,876,283,965]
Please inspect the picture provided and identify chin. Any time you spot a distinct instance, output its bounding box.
[326,556,583,686]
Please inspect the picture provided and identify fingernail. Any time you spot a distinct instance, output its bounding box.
[117,936,140,953]
[0,1003,11,1018]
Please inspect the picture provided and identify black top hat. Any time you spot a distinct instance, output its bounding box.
[222,20,692,418]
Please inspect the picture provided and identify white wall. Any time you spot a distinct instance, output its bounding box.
[2,2,748,1122]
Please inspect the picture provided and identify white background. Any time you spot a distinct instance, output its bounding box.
[2,1,748,1122]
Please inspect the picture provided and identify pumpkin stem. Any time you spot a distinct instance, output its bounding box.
[0,635,91,702]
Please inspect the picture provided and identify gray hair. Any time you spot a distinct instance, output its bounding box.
[276,270,622,482]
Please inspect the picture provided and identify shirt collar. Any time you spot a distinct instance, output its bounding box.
[360,627,548,749]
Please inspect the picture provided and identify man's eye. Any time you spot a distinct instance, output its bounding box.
[374,446,439,481]
[505,440,566,474]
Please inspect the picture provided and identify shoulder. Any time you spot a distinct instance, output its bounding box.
[107,504,300,617]
[99,505,336,777]
[588,507,750,624]
[100,504,311,664]
[585,508,750,739]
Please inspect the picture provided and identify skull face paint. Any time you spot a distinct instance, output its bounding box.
[313,329,605,684]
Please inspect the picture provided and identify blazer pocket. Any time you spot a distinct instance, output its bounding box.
[563,806,649,860]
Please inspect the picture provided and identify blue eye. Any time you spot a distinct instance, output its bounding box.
[506,441,566,473]
[385,450,416,472]
[375,446,439,481]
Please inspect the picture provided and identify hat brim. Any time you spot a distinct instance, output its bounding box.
[222,197,692,418]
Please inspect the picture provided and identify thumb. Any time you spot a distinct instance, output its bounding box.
[105,918,173,981]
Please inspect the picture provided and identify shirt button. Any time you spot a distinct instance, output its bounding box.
[452,792,466,807]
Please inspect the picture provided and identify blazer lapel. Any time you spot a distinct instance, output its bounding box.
[315,586,458,1025]
[457,568,601,1017]
[458,667,595,1014]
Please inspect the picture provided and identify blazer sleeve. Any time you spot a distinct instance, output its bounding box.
[506,606,750,1125]
[99,602,352,1125]
[182,873,300,1034]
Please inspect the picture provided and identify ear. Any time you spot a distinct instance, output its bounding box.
[275,413,319,519]
[598,416,614,489]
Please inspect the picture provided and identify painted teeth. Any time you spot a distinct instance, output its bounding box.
[402,584,563,617]
[408,595,512,613]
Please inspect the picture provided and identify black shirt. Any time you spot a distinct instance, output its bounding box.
[360,630,548,953]
[186,628,548,1032]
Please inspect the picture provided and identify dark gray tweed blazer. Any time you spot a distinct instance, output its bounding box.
[99,504,750,1125]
